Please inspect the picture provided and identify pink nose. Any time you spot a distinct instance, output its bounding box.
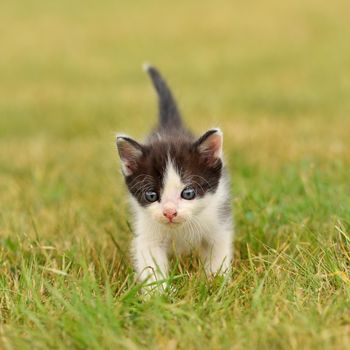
[163,209,177,222]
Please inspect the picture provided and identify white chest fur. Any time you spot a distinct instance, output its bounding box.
[130,171,233,284]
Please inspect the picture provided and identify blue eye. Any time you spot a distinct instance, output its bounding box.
[181,187,196,200]
[145,191,158,202]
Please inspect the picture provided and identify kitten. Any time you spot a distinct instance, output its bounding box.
[116,65,233,288]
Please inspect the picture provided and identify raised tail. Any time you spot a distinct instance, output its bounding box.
[143,64,182,130]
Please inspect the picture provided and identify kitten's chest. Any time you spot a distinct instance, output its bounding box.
[167,220,212,255]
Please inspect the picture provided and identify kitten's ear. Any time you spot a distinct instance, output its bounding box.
[116,136,144,176]
[194,128,223,165]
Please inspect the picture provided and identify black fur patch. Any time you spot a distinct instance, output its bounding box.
[124,131,222,206]
[117,66,223,206]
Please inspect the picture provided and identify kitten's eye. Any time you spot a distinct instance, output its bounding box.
[145,190,158,203]
[181,187,196,200]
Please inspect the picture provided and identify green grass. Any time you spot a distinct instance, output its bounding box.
[1,0,350,348]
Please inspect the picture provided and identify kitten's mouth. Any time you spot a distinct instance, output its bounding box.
[168,221,180,225]
[165,220,180,225]
[161,218,183,226]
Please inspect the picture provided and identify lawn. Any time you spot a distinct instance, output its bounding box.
[1,0,350,349]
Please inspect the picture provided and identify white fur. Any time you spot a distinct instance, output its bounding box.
[130,159,233,289]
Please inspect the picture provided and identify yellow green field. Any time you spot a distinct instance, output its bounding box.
[1,0,350,349]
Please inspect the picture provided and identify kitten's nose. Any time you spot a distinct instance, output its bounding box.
[163,209,177,222]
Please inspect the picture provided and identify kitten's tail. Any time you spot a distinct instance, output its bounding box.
[143,63,182,130]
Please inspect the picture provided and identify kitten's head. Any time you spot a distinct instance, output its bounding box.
[116,129,223,227]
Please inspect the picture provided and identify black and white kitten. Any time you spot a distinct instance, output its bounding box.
[116,65,233,285]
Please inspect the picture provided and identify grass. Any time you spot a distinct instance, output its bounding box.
[1,0,350,348]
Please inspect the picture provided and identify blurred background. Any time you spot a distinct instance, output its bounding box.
[1,0,350,243]
[1,1,350,348]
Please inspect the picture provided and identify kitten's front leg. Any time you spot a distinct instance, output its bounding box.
[133,235,168,292]
[200,230,233,276]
